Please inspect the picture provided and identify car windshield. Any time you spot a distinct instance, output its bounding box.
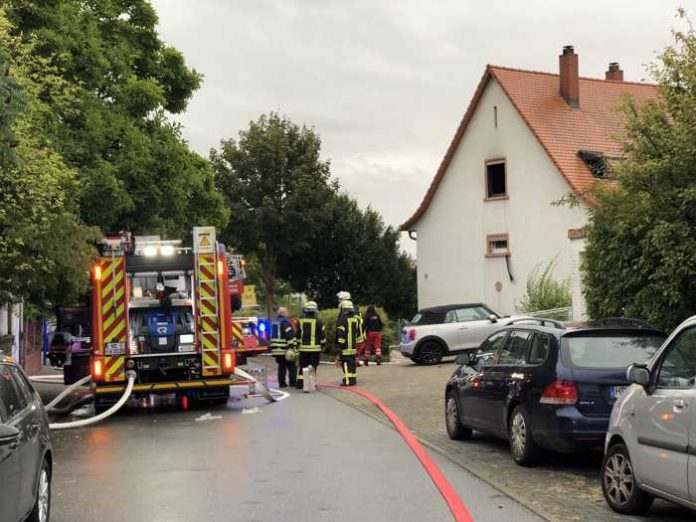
[562,333,665,369]
[410,310,446,325]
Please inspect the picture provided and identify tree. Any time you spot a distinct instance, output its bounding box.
[6,0,228,238]
[583,12,696,330]
[0,9,98,309]
[518,258,571,316]
[211,113,337,317]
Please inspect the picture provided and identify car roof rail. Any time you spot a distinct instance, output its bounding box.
[591,317,656,329]
[507,318,565,329]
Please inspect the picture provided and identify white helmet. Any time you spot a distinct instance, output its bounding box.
[285,349,296,362]
[337,290,351,302]
[339,299,354,310]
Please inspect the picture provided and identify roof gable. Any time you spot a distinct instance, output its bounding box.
[401,66,659,231]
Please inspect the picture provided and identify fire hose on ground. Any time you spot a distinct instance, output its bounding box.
[29,366,282,430]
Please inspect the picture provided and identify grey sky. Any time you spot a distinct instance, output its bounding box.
[151,0,679,256]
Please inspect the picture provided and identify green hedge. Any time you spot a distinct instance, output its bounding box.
[319,306,393,360]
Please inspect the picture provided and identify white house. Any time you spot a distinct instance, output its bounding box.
[401,46,657,319]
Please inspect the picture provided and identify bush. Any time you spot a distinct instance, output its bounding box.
[319,306,392,360]
[517,259,571,314]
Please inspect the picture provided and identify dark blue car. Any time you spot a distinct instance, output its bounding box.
[445,319,666,466]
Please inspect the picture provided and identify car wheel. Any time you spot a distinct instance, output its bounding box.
[509,405,542,466]
[602,443,654,515]
[27,458,51,522]
[445,391,472,440]
[417,340,444,365]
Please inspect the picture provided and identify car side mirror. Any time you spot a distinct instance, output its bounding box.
[627,364,651,387]
[0,424,20,447]
[488,315,498,324]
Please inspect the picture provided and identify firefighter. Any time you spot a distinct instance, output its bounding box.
[363,305,383,365]
[295,301,326,390]
[338,291,366,366]
[270,307,297,388]
[336,300,359,386]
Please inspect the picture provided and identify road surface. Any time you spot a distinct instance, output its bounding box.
[46,386,540,522]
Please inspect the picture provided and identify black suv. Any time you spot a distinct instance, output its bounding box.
[0,353,53,521]
[445,319,666,466]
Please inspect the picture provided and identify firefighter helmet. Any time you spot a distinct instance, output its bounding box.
[336,290,351,302]
[285,348,296,362]
[304,301,318,312]
[339,299,354,310]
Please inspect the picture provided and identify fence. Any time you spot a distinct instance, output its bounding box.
[524,307,573,322]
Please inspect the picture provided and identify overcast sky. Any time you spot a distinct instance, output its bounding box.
[151,0,680,256]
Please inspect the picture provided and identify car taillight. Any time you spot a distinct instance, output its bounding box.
[408,328,417,341]
[540,380,578,405]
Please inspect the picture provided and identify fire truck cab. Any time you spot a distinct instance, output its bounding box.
[90,227,251,411]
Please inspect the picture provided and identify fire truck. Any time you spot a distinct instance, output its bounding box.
[90,227,252,411]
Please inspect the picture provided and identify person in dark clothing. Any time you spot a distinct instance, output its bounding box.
[363,305,384,365]
[270,307,297,388]
[336,300,359,386]
[295,301,326,390]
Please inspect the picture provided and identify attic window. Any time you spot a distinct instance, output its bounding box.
[578,150,609,179]
[485,160,507,199]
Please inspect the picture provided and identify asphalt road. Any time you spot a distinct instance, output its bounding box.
[44,385,541,522]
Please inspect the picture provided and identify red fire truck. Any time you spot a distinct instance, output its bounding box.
[89,227,252,411]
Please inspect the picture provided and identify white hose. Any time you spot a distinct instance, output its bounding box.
[49,373,136,430]
[44,375,92,410]
[29,374,66,384]
[234,366,278,403]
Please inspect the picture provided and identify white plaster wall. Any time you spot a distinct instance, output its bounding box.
[414,79,588,315]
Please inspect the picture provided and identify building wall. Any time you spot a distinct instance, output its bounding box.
[414,79,588,316]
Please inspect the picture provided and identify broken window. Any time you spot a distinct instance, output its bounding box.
[578,150,609,178]
[485,160,507,198]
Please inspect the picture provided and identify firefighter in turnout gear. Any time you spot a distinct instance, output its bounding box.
[336,300,359,386]
[270,307,297,388]
[295,301,325,390]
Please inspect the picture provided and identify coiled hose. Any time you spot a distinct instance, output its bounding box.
[48,372,136,430]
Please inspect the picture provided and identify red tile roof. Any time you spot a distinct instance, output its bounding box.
[400,65,659,231]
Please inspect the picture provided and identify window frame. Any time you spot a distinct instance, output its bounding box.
[654,327,696,390]
[484,159,508,201]
[525,332,551,366]
[485,233,510,258]
[495,329,531,365]
[0,364,28,421]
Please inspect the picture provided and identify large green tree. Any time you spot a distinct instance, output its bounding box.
[211,113,337,316]
[212,113,417,319]
[6,0,227,237]
[583,14,696,330]
[0,10,97,309]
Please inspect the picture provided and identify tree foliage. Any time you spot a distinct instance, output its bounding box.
[6,0,228,237]
[212,113,417,320]
[0,9,98,309]
[583,13,696,330]
[518,258,571,314]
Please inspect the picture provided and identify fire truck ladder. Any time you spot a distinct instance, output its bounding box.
[195,247,221,376]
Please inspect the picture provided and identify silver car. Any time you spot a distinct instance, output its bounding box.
[602,315,696,515]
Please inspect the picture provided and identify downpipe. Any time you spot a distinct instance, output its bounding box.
[47,371,137,431]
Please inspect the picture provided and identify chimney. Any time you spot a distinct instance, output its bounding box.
[605,62,624,81]
[559,45,579,109]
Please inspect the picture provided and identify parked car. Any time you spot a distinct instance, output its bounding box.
[602,315,696,515]
[400,303,532,364]
[0,353,53,522]
[444,319,666,466]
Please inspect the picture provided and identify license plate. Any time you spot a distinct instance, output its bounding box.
[158,337,168,346]
[105,342,125,355]
[609,385,628,400]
